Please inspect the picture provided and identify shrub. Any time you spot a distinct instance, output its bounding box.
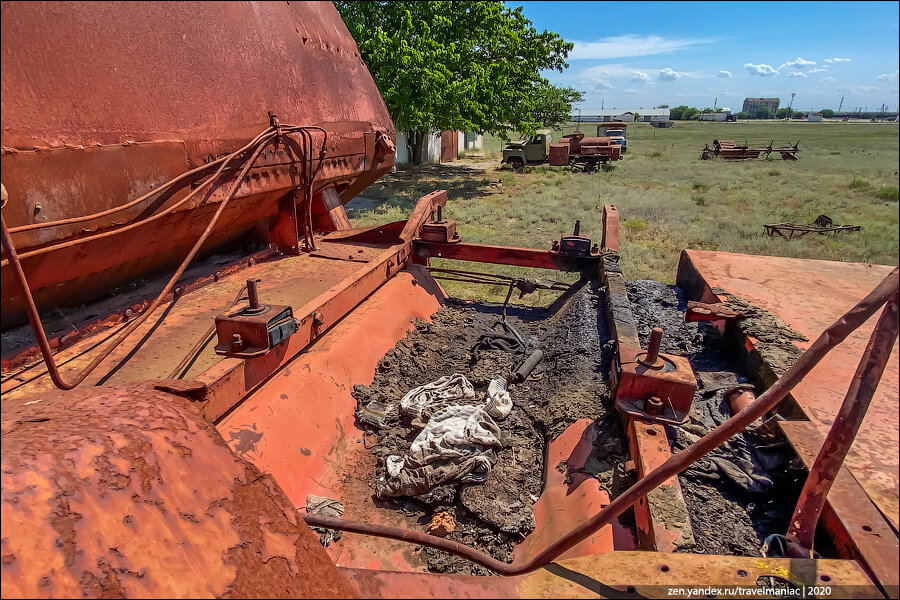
[768,170,780,176]
[624,219,648,232]
[692,182,710,191]
[692,196,707,206]
[874,186,899,201]
[650,151,663,158]
[848,176,870,190]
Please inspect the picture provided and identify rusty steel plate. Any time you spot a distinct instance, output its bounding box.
[0,382,355,598]
[676,249,899,529]
[340,551,880,598]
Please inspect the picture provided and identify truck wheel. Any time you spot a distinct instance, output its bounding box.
[509,157,525,172]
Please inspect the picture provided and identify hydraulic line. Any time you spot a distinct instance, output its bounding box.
[0,133,276,389]
[0,124,328,390]
[7,149,243,234]
[302,266,898,575]
[1,127,275,267]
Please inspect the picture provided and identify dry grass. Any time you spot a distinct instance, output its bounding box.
[348,121,899,300]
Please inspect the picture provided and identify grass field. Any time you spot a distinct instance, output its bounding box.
[348,121,899,301]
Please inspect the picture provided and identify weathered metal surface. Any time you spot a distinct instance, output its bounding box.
[414,240,604,272]
[217,269,443,572]
[781,420,899,597]
[788,300,898,554]
[676,249,899,529]
[513,419,617,563]
[600,205,619,251]
[1,1,396,326]
[340,552,879,598]
[627,419,696,552]
[616,345,697,425]
[0,383,356,598]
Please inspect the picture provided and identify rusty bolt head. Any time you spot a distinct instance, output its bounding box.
[231,333,243,350]
[312,311,325,327]
[645,396,664,416]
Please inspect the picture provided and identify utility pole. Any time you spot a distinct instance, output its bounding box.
[789,92,795,118]
[838,97,844,112]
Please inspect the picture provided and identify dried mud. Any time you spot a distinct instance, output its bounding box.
[627,281,803,557]
[352,284,627,575]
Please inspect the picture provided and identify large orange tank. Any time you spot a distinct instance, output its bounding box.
[0,1,395,328]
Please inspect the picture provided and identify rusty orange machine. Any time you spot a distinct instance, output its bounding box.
[1,2,898,599]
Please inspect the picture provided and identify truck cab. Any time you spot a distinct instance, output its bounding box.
[502,129,551,168]
[596,122,628,152]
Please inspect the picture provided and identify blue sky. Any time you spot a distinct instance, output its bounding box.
[515,1,900,112]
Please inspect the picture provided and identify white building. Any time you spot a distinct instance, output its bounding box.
[807,112,823,122]
[698,109,732,122]
[395,130,483,165]
[572,108,671,123]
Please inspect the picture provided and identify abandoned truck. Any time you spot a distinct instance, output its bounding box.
[596,122,629,153]
[503,130,622,172]
[2,2,898,599]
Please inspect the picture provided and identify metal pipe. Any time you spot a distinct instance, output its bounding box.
[786,298,899,552]
[1,127,275,267]
[247,279,260,311]
[301,266,898,575]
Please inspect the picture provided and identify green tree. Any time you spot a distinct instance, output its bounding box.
[335,1,576,164]
[776,108,793,119]
[683,107,700,120]
[822,109,835,118]
[736,112,748,120]
[755,106,772,119]
[530,81,584,130]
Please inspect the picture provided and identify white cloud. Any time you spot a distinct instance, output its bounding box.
[745,63,778,76]
[787,72,807,78]
[780,56,816,70]
[631,71,651,83]
[658,67,687,81]
[624,88,641,94]
[569,34,713,60]
[717,70,733,78]
[876,70,899,81]
[824,57,851,64]
[807,68,828,74]
[820,76,838,83]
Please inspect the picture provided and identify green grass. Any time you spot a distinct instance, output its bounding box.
[349,121,899,299]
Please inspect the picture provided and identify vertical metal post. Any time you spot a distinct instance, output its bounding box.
[786,299,899,553]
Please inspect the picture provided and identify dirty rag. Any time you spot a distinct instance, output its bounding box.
[400,373,477,426]
[305,495,344,547]
[378,374,513,498]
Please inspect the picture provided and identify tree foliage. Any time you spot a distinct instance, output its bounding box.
[755,106,772,119]
[670,105,700,120]
[821,109,835,118]
[531,81,584,130]
[335,1,577,139]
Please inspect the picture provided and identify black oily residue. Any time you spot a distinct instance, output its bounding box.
[352,285,632,575]
[709,287,808,376]
[627,281,804,557]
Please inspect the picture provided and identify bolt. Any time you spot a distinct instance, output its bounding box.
[645,327,663,365]
[231,333,243,351]
[436,205,444,222]
[645,396,664,416]
[247,279,260,310]
[573,220,581,236]
[313,311,324,327]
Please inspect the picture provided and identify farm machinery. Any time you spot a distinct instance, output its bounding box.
[701,139,801,160]
[2,2,898,599]
[502,130,622,172]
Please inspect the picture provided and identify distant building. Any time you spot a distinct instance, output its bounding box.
[742,97,780,118]
[572,108,671,123]
[699,109,732,122]
[807,112,823,122]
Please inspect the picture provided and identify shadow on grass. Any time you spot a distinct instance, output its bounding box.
[347,162,496,218]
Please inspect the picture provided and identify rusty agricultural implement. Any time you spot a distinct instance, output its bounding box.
[2,2,898,599]
[701,139,801,160]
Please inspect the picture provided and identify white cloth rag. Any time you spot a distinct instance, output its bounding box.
[378,374,513,498]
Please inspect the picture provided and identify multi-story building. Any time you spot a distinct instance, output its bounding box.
[742,97,780,118]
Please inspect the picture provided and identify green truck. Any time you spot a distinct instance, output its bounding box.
[500,129,551,169]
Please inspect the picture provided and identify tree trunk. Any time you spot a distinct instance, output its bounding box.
[409,130,426,166]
